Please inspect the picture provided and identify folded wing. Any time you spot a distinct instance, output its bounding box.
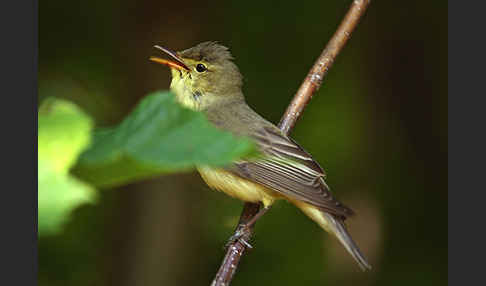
[226,126,354,218]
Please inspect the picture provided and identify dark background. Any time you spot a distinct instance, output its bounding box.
[38,0,447,285]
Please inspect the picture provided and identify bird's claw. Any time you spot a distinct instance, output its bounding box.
[225,227,253,249]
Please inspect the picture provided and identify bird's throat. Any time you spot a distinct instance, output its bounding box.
[169,70,202,111]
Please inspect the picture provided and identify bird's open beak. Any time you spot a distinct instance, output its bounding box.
[150,45,190,71]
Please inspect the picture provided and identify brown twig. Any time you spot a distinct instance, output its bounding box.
[211,1,370,285]
[279,0,371,134]
[210,203,260,286]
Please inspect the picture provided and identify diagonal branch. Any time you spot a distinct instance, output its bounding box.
[279,0,371,134]
[211,1,371,285]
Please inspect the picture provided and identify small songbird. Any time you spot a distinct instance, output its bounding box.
[150,41,371,271]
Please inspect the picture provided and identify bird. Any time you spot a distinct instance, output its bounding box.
[150,41,371,271]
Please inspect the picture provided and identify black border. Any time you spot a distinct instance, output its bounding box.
[449,0,485,285]
[1,0,38,284]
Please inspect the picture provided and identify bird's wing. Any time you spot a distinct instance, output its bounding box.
[226,125,354,218]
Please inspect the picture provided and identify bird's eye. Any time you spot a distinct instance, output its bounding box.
[196,63,207,73]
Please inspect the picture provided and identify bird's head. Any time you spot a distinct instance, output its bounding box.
[150,41,244,111]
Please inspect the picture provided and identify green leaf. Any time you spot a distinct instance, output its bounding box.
[74,91,257,188]
[38,98,96,235]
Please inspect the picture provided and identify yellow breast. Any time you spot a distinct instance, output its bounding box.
[197,166,280,207]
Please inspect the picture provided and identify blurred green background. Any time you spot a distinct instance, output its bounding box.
[38,0,447,285]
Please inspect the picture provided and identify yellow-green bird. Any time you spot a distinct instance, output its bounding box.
[150,41,371,271]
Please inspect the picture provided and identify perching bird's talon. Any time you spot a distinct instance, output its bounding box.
[225,227,253,250]
[239,238,253,249]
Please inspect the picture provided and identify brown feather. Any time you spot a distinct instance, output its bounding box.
[205,100,355,218]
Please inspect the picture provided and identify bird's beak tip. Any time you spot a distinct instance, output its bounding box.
[150,45,190,71]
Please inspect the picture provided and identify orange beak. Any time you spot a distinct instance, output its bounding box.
[150,45,190,71]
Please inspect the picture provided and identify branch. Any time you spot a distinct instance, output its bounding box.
[210,203,260,286]
[211,1,371,285]
[279,0,371,134]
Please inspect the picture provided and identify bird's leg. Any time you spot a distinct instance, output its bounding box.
[225,205,271,249]
[243,205,271,229]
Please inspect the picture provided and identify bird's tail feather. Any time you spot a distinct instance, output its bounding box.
[323,212,372,271]
[292,200,371,271]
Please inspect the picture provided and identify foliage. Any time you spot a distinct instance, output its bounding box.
[38,92,256,235]
[74,91,256,188]
[38,98,96,235]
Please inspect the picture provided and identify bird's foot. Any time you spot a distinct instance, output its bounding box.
[223,205,271,250]
[225,226,253,249]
